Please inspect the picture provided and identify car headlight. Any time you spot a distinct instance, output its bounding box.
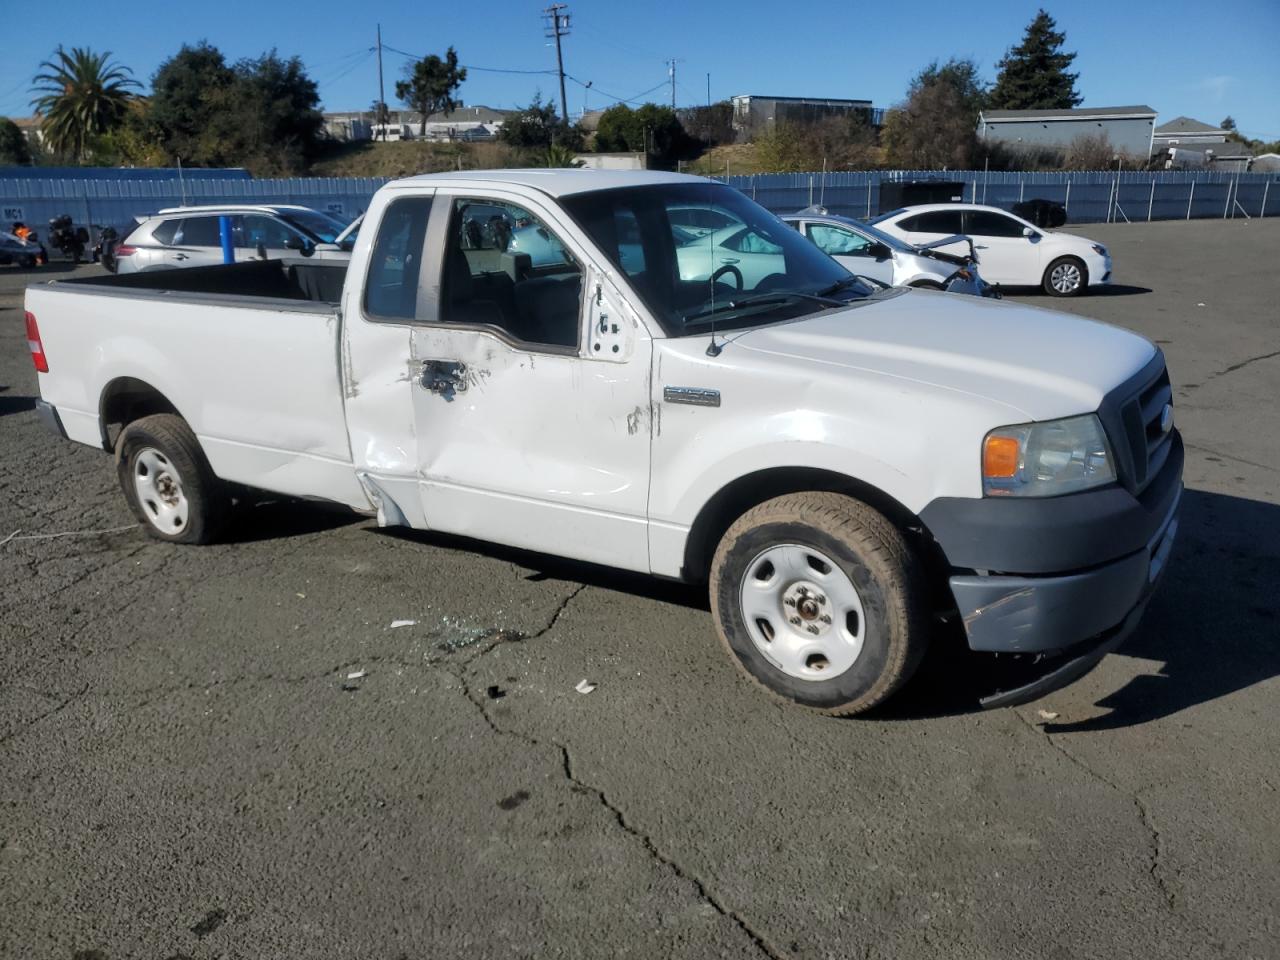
[1091,243,1108,257]
[982,414,1115,497]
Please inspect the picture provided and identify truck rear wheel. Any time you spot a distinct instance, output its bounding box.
[116,414,228,544]
[709,492,927,715]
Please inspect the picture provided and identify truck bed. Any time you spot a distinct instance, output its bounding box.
[28,257,368,510]
[61,258,348,307]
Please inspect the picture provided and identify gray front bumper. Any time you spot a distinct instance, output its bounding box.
[951,488,1180,654]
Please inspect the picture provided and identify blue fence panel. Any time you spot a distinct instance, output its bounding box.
[3,169,1277,239]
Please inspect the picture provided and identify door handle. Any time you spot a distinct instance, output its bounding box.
[719,257,740,264]
[174,253,188,261]
[420,359,468,397]
[974,245,989,250]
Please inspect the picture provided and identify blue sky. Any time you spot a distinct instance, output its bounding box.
[3,0,1278,140]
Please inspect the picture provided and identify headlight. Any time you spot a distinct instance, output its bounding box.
[1091,243,1108,257]
[983,414,1115,497]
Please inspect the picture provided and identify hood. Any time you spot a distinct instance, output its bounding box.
[731,289,1155,421]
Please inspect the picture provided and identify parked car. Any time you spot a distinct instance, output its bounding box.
[115,204,354,273]
[26,170,1180,716]
[870,203,1112,296]
[0,229,47,268]
[783,208,993,294]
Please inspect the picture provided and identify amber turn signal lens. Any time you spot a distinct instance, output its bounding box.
[983,435,1020,478]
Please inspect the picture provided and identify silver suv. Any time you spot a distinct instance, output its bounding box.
[114,205,357,273]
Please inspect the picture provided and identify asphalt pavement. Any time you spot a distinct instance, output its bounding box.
[1,218,1277,960]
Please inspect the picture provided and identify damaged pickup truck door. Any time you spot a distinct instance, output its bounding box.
[409,190,653,572]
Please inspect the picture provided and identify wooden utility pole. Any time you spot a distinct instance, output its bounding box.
[543,4,571,123]
[376,24,386,141]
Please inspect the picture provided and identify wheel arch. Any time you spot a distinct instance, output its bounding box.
[681,466,933,584]
[98,377,185,452]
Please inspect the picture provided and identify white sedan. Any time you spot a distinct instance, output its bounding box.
[869,203,1112,296]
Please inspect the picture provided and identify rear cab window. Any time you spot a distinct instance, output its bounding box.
[174,217,222,247]
[363,196,434,321]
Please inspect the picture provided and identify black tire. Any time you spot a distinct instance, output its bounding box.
[909,279,945,290]
[709,492,928,715]
[115,413,229,544]
[1042,255,1088,297]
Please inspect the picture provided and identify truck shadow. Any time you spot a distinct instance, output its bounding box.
[881,487,1280,726]
[0,393,37,417]
[380,489,1278,727]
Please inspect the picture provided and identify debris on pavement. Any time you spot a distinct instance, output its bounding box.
[346,670,367,680]
[486,685,506,700]
[389,619,417,629]
[1037,709,1059,721]
[574,679,596,695]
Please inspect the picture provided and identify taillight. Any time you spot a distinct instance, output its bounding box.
[26,311,49,373]
[114,244,136,257]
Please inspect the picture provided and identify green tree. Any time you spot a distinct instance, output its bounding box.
[30,46,140,161]
[394,47,466,136]
[148,44,322,174]
[148,42,236,165]
[988,9,1082,110]
[214,51,324,175]
[882,58,987,169]
[595,103,692,167]
[0,117,32,165]
[1220,116,1236,131]
[500,94,566,149]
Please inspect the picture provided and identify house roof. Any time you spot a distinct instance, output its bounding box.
[981,105,1156,121]
[1155,116,1226,135]
[731,95,872,107]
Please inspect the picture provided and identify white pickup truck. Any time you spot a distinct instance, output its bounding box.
[26,170,1182,714]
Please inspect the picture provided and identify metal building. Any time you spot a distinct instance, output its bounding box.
[978,105,1158,158]
[730,95,881,141]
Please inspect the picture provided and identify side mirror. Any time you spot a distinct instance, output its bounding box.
[1022,226,1036,238]
[284,236,306,251]
[868,242,891,260]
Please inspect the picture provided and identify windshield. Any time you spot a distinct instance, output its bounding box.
[280,209,347,243]
[849,218,914,253]
[561,183,871,336]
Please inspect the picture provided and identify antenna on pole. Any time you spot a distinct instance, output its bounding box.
[667,58,684,109]
[376,23,386,142]
[543,4,571,126]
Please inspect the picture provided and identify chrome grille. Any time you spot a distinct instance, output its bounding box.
[1121,365,1173,490]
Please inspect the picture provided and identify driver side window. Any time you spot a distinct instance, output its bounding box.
[442,198,582,350]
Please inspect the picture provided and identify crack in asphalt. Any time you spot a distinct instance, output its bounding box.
[0,682,90,747]
[1013,710,1176,912]
[453,584,789,960]
[1182,348,1280,391]
[1185,441,1278,475]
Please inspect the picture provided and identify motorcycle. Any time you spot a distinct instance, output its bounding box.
[47,214,89,263]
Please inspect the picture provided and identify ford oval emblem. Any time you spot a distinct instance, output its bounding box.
[1160,403,1174,434]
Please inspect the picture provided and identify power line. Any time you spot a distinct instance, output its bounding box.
[381,45,556,76]
[565,75,668,108]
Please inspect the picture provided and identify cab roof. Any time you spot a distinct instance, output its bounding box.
[389,168,710,198]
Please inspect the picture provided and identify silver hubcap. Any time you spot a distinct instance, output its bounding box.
[133,447,189,534]
[738,544,866,681]
[1050,262,1082,293]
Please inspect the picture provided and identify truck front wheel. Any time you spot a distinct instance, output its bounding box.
[709,492,927,715]
[116,414,228,544]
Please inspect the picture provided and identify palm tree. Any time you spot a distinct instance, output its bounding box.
[31,47,140,161]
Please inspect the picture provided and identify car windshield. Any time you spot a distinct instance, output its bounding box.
[561,183,874,336]
[280,209,346,243]
[849,218,914,253]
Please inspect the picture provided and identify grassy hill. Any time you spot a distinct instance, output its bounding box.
[310,140,520,178]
